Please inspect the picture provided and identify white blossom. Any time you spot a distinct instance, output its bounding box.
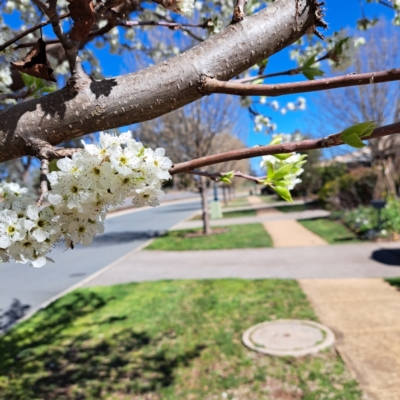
[0,132,172,267]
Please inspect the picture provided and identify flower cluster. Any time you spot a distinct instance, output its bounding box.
[0,31,15,62]
[260,135,307,201]
[327,31,365,72]
[0,132,172,267]
[158,0,195,16]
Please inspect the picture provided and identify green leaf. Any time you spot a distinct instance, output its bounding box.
[269,135,282,145]
[21,73,34,87]
[267,163,274,178]
[273,153,293,161]
[273,163,294,180]
[275,186,293,202]
[257,58,268,74]
[302,54,317,69]
[220,177,232,184]
[40,85,56,93]
[302,67,324,81]
[340,121,377,148]
[341,132,366,148]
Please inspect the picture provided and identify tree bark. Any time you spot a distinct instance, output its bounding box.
[200,176,211,235]
[0,0,322,163]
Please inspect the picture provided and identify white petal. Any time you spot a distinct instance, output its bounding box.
[47,193,63,205]
[32,228,47,242]
[0,235,11,248]
[24,220,36,231]
[27,204,39,220]
[31,257,46,268]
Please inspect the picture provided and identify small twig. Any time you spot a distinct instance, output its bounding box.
[120,19,209,29]
[0,13,70,53]
[200,68,400,97]
[231,0,247,24]
[169,121,400,174]
[237,54,329,84]
[14,18,208,51]
[188,169,264,183]
[378,0,394,9]
[36,159,49,206]
[0,88,33,102]
[153,11,206,41]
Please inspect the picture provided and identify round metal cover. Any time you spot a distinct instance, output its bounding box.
[242,319,335,357]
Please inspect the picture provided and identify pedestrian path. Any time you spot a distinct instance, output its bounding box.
[84,242,400,287]
[172,209,330,230]
[299,278,400,400]
[262,220,327,247]
[248,196,328,247]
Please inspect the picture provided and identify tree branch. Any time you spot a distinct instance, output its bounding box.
[201,68,400,97]
[236,54,329,84]
[36,158,49,206]
[169,121,400,174]
[0,13,70,53]
[231,0,247,24]
[188,169,263,183]
[0,0,322,163]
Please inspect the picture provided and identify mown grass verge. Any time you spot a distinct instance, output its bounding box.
[299,218,361,244]
[0,279,362,400]
[145,224,272,251]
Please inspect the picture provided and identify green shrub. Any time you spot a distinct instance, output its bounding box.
[318,167,376,210]
[341,198,400,237]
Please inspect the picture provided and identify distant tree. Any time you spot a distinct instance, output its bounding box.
[316,23,400,198]
[137,96,249,234]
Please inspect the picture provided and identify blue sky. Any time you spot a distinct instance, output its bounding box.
[3,0,396,172]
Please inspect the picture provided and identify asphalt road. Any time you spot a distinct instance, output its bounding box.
[0,199,200,318]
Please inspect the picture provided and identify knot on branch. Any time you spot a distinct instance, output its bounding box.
[312,0,328,39]
[66,57,91,92]
[231,5,245,24]
[27,139,80,161]
[197,75,213,95]
[320,133,342,148]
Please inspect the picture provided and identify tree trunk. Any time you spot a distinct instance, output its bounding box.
[200,176,211,235]
[223,186,228,207]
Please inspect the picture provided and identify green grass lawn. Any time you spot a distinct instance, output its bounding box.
[386,277,400,289]
[0,279,362,400]
[191,209,257,220]
[299,218,361,244]
[222,196,249,208]
[146,224,272,251]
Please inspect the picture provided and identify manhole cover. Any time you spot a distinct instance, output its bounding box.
[242,319,335,357]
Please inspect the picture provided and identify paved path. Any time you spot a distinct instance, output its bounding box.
[262,220,328,247]
[300,278,400,400]
[173,209,330,230]
[84,242,400,287]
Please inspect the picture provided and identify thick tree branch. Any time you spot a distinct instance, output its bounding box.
[201,68,400,97]
[169,122,400,174]
[0,0,322,163]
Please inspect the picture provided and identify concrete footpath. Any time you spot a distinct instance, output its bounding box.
[84,242,400,286]
[300,278,400,400]
[173,209,330,230]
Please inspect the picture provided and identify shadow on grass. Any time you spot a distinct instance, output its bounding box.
[371,248,400,266]
[0,290,203,399]
[90,230,165,246]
